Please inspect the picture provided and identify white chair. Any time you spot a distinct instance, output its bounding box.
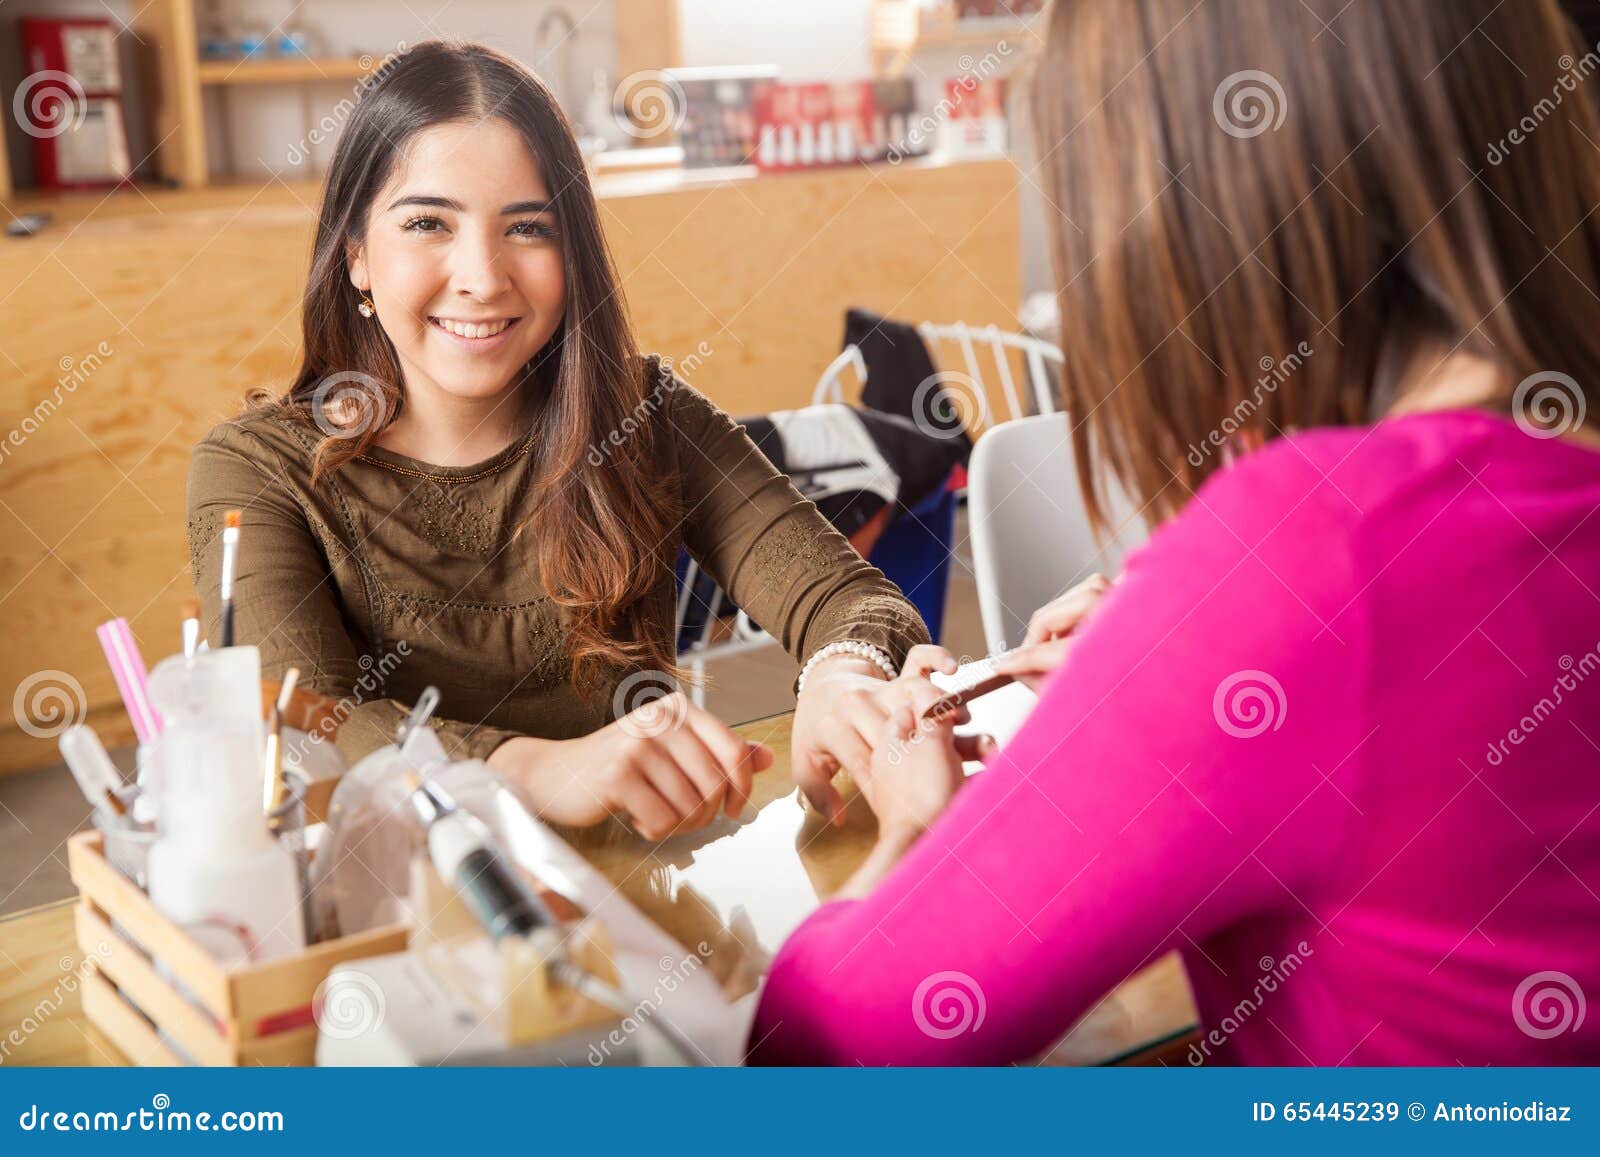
[967,412,1148,654]
[812,321,1064,429]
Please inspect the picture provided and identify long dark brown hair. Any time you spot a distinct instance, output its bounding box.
[260,40,682,690]
[1032,0,1600,530]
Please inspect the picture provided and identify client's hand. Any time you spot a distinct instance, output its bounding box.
[831,703,996,901]
[791,644,960,825]
[489,693,773,841]
[995,573,1114,692]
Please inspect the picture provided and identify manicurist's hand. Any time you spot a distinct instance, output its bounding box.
[994,573,1115,692]
[488,692,773,841]
[791,644,961,825]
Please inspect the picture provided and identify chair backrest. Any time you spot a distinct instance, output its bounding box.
[813,322,1064,429]
[967,412,1148,654]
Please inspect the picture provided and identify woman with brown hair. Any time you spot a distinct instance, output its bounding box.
[186,41,944,841]
[750,0,1600,1064]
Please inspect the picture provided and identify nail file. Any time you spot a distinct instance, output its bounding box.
[920,653,1016,722]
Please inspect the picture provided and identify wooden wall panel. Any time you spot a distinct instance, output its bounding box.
[0,157,1019,774]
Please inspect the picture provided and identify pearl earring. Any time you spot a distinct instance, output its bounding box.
[358,292,375,319]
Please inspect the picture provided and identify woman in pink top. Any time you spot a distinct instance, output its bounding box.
[749,0,1600,1065]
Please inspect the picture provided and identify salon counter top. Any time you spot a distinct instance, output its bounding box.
[0,711,1200,1067]
[0,150,1007,229]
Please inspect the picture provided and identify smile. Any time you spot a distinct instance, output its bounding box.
[429,316,521,340]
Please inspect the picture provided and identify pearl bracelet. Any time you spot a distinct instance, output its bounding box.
[795,640,898,694]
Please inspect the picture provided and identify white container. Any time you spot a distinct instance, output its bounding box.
[144,646,306,963]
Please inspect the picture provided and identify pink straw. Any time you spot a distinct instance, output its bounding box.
[96,618,162,744]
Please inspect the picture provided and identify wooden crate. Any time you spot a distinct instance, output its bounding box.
[67,830,407,1066]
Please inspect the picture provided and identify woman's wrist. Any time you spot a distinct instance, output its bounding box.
[797,652,892,691]
[796,640,897,692]
[487,734,561,796]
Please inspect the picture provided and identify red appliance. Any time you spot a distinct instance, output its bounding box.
[17,17,132,190]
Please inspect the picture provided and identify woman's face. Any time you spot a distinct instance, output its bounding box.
[348,117,567,403]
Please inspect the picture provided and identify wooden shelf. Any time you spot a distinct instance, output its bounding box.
[196,56,377,86]
[871,1,1047,75]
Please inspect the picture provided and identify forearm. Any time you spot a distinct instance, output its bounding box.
[836,825,921,900]
[330,698,523,766]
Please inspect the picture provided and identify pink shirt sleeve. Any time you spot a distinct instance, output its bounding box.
[748,450,1372,1065]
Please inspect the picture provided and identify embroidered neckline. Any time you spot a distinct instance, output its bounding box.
[355,429,537,483]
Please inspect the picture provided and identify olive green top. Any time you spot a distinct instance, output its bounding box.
[185,361,929,768]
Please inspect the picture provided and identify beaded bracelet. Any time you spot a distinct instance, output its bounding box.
[795,639,899,694]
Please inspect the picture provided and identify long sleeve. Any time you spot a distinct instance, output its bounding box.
[186,420,521,766]
[748,447,1371,1064]
[665,380,931,668]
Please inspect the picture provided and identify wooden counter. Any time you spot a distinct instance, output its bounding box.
[0,155,1020,775]
[0,711,1197,1066]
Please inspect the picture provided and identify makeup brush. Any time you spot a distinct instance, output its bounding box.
[263,667,300,813]
[181,595,201,659]
[219,509,241,648]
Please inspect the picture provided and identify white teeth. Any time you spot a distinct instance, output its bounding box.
[434,317,512,339]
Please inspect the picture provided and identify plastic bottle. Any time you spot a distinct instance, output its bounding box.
[311,723,503,938]
[145,647,305,963]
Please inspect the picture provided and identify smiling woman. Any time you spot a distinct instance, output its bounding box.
[185,41,938,842]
